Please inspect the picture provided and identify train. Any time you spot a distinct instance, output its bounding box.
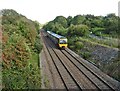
[47,31,68,49]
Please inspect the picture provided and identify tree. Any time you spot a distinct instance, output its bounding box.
[75,25,90,36]
[53,16,68,28]
[67,24,75,37]
[67,16,73,26]
[71,15,85,25]
[43,21,55,31]
[52,22,67,36]
[103,14,118,35]
[68,24,90,37]
[91,27,105,36]
[34,21,40,33]
[91,19,104,28]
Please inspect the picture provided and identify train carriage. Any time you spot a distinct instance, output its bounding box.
[47,31,68,49]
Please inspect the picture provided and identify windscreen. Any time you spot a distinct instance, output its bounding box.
[59,39,67,44]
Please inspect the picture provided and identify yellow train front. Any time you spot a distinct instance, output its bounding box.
[47,31,68,49]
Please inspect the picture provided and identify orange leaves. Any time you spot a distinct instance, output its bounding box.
[2,33,9,45]
[2,9,40,69]
[2,38,30,69]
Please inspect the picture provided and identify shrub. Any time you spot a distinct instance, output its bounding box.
[81,52,91,59]
[75,41,84,49]
[34,35,43,53]
[68,38,74,45]
[2,9,42,89]
[69,45,75,50]
[91,27,105,36]
[2,64,41,89]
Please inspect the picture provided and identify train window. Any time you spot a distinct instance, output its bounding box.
[59,39,67,44]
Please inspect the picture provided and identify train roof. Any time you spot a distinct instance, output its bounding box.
[47,31,67,39]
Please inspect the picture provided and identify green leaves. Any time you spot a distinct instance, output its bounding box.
[2,65,41,89]
[43,13,119,83]
[103,14,118,36]
[91,27,105,36]
[68,24,90,37]
[54,16,68,28]
[71,15,85,25]
[34,35,43,53]
[2,9,42,89]
[75,41,84,49]
[3,34,30,68]
[2,9,41,68]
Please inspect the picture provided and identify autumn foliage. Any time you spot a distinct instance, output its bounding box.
[2,9,42,89]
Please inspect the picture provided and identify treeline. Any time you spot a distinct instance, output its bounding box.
[2,9,42,89]
[43,13,118,38]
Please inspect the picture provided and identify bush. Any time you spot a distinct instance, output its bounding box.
[2,64,41,89]
[69,45,75,50]
[75,25,90,36]
[2,9,42,89]
[75,41,84,49]
[34,35,43,53]
[68,24,90,37]
[68,38,74,45]
[81,52,91,59]
[91,27,105,36]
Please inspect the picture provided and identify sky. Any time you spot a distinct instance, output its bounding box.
[0,0,119,24]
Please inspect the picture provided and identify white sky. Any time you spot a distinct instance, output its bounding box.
[0,0,119,24]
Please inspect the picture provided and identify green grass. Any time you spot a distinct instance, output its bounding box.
[86,36,118,48]
[77,37,118,49]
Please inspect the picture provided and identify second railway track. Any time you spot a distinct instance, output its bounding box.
[40,30,120,90]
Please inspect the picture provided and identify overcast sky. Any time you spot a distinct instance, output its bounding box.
[0,0,119,24]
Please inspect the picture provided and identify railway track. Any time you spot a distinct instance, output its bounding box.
[40,30,120,90]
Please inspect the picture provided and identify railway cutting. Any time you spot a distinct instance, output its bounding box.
[40,29,120,90]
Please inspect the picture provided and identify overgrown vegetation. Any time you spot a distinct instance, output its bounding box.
[2,9,42,89]
[43,14,118,38]
[43,14,119,81]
